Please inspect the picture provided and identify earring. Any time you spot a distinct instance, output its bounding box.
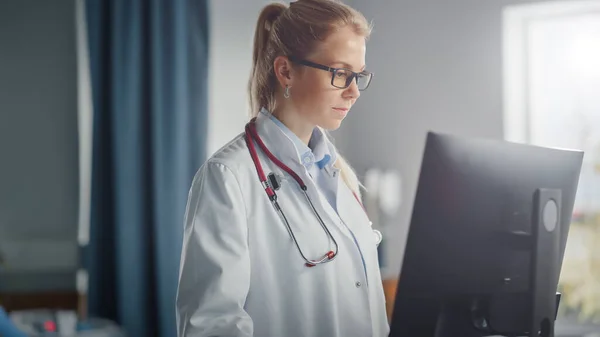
[284,85,291,99]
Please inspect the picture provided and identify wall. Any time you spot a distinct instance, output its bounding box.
[207,0,271,155]
[0,0,78,291]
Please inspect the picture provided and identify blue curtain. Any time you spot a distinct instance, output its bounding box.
[84,1,209,336]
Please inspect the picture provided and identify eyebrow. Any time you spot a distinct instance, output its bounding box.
[331,62,366,72]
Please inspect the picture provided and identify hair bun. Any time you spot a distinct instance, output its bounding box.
[262,3,287,32]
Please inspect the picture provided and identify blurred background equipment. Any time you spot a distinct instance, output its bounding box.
[7,309,125,337]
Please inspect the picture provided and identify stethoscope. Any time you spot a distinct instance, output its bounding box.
[244,117,383,268]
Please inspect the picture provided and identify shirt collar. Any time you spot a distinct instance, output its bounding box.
[257,108,337,171]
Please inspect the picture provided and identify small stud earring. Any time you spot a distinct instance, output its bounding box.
[284,85,291,99]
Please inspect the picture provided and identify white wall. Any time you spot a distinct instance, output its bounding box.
[207,0,274,155]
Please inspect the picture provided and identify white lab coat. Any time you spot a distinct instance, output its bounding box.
[176,112,390,337]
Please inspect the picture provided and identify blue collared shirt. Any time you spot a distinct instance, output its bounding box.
[260,108,339,212]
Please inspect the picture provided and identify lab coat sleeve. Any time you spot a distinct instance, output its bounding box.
[176,161,253,337]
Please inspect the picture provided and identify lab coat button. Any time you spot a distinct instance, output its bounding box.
[355,281,362,288]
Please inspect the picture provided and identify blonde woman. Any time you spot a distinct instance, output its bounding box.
[176,1,388,336]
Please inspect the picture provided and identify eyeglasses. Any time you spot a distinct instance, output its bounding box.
[288,56,373,91]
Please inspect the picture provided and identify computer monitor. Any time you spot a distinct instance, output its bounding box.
[389,132,584,337]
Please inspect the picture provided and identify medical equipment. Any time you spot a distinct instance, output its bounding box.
[244,118,382,267]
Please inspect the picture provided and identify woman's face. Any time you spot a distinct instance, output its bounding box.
[286,26,368,131]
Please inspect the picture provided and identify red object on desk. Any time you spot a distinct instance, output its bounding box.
[44,320,57,332]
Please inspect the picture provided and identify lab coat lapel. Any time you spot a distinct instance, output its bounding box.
[301,167,355,239]
[336,180,379,280]
[336,180,369,230]
[253,110,307,174]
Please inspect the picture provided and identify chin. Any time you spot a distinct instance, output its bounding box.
[321,119,344,131]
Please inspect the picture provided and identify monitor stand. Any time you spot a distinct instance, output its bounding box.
[432,188,562,337]
[526,188,561,337]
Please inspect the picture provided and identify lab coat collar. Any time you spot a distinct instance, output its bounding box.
[255,108,338,173]
[309,126,337,170]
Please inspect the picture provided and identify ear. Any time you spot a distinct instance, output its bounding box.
[273,56,295,89]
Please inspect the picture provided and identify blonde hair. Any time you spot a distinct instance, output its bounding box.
[247,0,372,198]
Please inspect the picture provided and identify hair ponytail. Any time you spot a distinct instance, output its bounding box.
[335,155,362,199]
[248,3,287,115]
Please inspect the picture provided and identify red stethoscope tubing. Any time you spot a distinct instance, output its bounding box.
[245,118,340,267]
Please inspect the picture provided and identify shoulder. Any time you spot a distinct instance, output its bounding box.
[191,132,253,187]
[204,132,251,173]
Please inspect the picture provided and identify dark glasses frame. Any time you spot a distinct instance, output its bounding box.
[288,56,373,91]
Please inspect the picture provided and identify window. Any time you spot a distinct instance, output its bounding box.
[504,1,600,326]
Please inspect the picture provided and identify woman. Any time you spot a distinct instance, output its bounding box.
[176,1,388,336]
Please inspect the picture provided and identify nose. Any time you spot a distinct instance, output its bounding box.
[343,79,361,99]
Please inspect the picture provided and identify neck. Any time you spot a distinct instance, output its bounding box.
[272,108,314,145]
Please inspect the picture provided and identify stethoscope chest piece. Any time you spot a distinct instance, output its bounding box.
[372,229,383,247]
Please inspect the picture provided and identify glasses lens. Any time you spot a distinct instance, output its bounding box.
[356,72,372,91]
[332,69,372,91]
[332,69,351,89]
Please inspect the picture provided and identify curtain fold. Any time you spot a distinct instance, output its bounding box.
[84,1,209,336]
